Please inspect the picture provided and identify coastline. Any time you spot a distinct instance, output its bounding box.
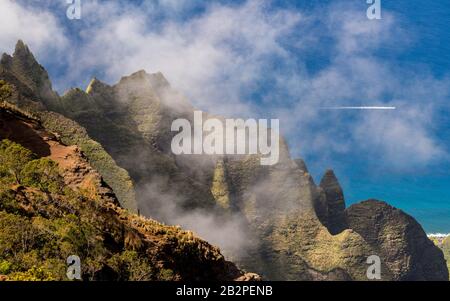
[428,233,450,237]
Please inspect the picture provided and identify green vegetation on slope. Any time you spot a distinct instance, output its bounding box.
[0,139,244,281]
[431,236,450,279]
[444,237,450,279]
[0,80,12,100]
[0,77,137,213]
[0,140,143,280]
[40,111,137,212]
[211,160,231,210]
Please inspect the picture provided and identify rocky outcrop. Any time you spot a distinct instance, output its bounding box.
[318,169,347,235]
[346,200,449,280]
[294,158,308,172]
[0,40,60,110]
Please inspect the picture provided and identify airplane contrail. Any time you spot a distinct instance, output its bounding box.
[321,106,396,110]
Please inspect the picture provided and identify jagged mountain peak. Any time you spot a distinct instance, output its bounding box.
[10,40,43,73]
[318,169,347,235]
[320,169,339,185]
[14,39,32,57]
[294,158,308,173]
[129,69,148,78]
[117,69,151,86]
[319,169,344,206]
[86,77,112,94]
[148,71,170,88]
[0,53,12,67]
[1,40,59,110]
[62,87,85,96]
[117,69,170,90]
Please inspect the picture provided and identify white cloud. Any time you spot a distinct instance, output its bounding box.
[328,4,403,56]
[66,0,303,117]
[0,0,67,58]
[276,7,448,170]
[1,0,447,171]
[354,105,445,169]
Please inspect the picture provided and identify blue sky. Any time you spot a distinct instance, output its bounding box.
[1,0,449,232]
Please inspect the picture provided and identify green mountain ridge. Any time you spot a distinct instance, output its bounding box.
[0,41,138,212]
[0,40,448,281]
[0,100,257,281]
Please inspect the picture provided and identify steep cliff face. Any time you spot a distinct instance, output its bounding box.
[346,200,449,280]
[0,40,60,110]
[56,70,381,280]
[0,41,447,281]
[316,170,347,235]
[0,102,256,281]
[59,71,217,215]
[57,69,434,280]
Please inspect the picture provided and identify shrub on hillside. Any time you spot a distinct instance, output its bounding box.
[0,139,36,185]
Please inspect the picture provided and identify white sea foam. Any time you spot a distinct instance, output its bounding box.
[427,233,450,238]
